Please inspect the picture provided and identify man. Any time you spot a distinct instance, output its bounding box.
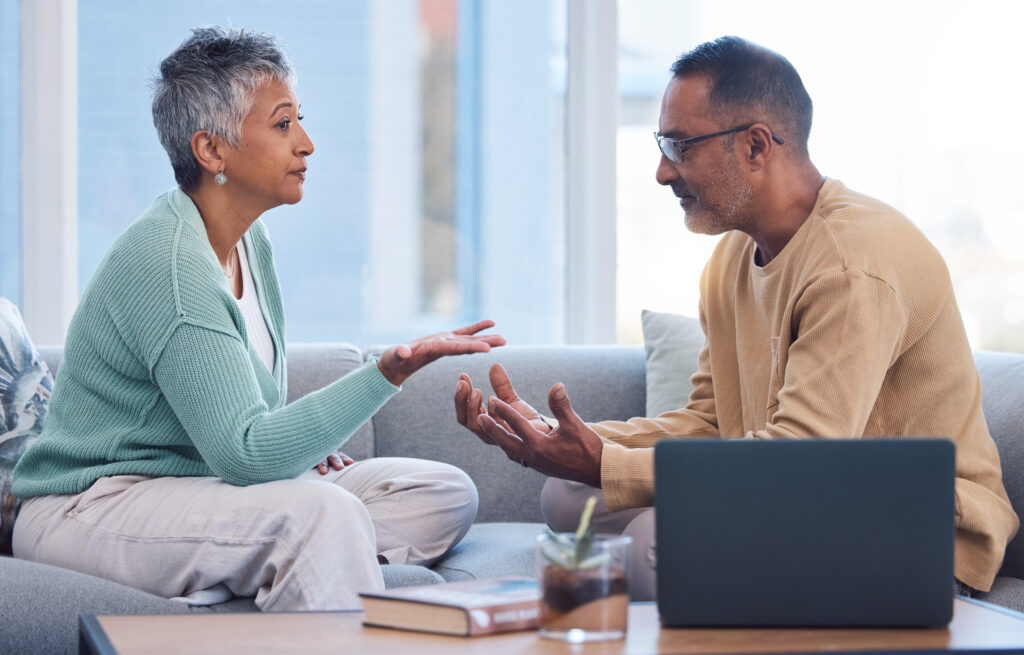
[454,36,1018,601]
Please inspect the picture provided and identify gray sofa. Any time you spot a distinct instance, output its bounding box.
[2,343,1023,654]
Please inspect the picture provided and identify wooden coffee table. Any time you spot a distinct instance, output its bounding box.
[80,597,1024,655]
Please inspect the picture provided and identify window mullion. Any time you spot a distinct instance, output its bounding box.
[565,0,617,344]
[21,0,78,344]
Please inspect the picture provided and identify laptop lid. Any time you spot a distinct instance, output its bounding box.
[654,438,955,628]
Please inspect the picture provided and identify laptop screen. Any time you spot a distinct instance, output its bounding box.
[654,438,955,627]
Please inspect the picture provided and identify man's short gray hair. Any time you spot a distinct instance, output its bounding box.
[152,27,295,192]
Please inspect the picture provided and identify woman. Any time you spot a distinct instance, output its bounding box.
[11,27,503,611]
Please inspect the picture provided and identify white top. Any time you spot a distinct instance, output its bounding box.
[234,242,276,373]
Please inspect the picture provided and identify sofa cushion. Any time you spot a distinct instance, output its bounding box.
[641,309,704,417]
[0,299,54,555]
[0,556,192,655]
[979,576,1024,613]
[432,522,544,582]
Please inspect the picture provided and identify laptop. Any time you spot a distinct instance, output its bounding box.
[654,438,956,628]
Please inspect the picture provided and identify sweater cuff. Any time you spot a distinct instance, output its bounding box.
[364,356,401,392]
[600,443,655,511]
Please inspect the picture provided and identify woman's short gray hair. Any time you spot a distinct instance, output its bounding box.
[152,27,295,192]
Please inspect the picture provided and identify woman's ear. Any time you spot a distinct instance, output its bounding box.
[190,130,224,177]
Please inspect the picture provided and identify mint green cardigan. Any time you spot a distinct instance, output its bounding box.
[14,189,398,496]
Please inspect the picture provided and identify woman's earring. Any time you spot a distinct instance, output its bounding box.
[214,167,227,186]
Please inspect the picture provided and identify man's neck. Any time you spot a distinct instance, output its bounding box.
[747,163,825,266]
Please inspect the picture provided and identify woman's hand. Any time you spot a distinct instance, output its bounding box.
[316,450,355,475]
[377,320,505,387]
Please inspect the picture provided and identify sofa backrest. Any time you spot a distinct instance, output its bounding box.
[975,350,1024,579]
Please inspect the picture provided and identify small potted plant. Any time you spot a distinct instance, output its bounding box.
[535,496,631,642]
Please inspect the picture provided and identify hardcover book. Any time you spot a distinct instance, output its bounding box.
[359,576,540,636]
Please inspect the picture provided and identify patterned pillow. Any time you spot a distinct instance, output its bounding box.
[0,298,53,556]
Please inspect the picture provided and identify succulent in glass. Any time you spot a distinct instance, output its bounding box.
[540,495,607,570]
[536,495,631,641]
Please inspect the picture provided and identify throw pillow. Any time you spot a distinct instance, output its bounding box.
[641,309,703,417]
[0,298,53,556]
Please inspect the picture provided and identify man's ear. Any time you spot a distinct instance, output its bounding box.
[744,123,776,172]
[190,130,224,177]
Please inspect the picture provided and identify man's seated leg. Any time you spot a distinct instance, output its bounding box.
[540,478,655,600]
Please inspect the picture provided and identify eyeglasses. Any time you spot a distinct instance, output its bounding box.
[654,124,785,164]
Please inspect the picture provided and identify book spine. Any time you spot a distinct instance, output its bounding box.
[466,600,541,635]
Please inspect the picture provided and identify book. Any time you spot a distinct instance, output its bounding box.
[359,576,541,636]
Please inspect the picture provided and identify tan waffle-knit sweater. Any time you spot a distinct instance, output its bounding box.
[594,178,1018,592]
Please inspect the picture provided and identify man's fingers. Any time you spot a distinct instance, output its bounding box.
[454,378,470,425]
[478,414,526,462]
[488,363,522,405]
[547,383,584,427]
[488,397,544,449]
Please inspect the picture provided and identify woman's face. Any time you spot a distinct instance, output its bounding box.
[221,79,314,212]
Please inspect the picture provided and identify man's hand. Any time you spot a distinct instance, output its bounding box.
[454,364,554,442]
[457,364,603,488]
[377,320,505,387]
[316,450,355,475]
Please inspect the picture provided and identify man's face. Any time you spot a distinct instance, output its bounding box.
[655,75,753,235]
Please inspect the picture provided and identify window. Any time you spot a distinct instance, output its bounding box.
[77,0,567,344]
[617,0,1024,352]
[0,0,19,305]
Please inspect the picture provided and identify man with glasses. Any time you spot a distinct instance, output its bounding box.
[454,36,1017,601]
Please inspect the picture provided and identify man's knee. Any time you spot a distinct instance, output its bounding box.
[541,477,595,531]
[622,509,657,601]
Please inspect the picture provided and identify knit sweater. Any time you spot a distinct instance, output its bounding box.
[593,178,1018,592]
[13,188,398,495]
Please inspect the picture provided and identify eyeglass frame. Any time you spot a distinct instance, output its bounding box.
[653,124,785,164]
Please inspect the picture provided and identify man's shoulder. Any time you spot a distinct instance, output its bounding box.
[809,179,946,278]
[814,179,924,243]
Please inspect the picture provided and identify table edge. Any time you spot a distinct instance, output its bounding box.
[79,614,117,655]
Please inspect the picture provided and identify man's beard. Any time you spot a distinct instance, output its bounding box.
[680,156,753,236]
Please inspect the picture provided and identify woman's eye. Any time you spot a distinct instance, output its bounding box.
[277,118,291,130]
[297,114,304,121]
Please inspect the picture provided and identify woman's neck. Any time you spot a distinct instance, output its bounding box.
[186,184,260,266]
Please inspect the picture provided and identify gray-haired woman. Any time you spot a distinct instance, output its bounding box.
[11,27,503,611]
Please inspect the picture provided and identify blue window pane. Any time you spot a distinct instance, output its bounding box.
[78,0,566,344]
[0,0,20,305]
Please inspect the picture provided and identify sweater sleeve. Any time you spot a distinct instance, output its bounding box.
[153,321,398,485]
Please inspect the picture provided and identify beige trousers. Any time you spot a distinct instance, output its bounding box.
[541,478,656,601]
[13,457,477,611]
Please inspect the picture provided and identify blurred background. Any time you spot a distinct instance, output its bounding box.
[2,0,1022,351]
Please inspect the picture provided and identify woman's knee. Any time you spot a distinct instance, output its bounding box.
[430,462,479,528]
[276,480,374,541]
